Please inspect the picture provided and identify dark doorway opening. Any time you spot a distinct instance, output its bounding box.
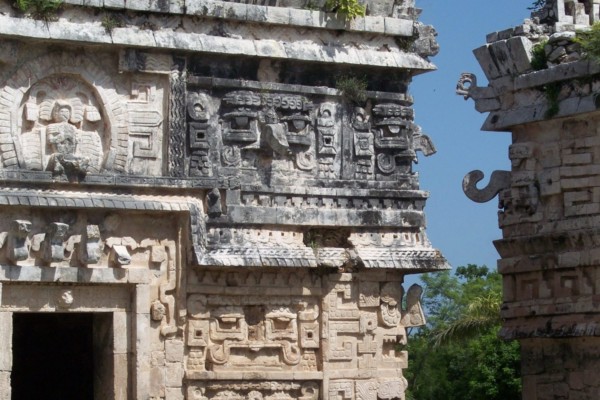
[11,312,112,400]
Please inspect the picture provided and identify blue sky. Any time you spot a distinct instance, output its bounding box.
[410,1,534,271]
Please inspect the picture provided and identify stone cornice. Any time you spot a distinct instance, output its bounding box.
[59,0,416,37]
[0,12,435,71]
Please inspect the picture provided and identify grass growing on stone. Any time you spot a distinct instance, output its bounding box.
[16,0,62,20]
[530,41,548,71]
[575,22,600,63]
[336,75,368,105]
[543,82,561,119]
[101,14,124,33]
[325,0,365,20]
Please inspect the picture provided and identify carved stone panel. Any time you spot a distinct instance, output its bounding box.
[0,51,168,180]
[186,293,320,373]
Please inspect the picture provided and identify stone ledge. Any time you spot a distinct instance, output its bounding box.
[495,228,600,259]
[0,15,433,70]
[0,264,152,284]
[225,205,425,227]
[187,283,323,296]
[236,186,428,199]
[500,314,600,339]
[513,60,600,91]
[189,76,414,104]
[0,170,236,190]
[197,246,449,271]
[58,0,415,37]
[482,92,599,131]
[0,188,207,263]
[186,371,323,380]
[501,296,600,320]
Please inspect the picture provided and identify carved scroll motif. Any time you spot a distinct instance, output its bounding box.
[186,291,319,372]
[463,170,512,203]
[157,241,179,336]
[456,72,478,99]
[42,222,69,263]
[128,81,163,162]
[7,220,31,263]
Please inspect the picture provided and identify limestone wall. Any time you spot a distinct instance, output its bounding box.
[461,1,600,398]
[0,0,446,398]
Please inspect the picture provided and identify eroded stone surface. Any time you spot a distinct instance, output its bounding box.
[462,1,600,399]
[0,0,446,398]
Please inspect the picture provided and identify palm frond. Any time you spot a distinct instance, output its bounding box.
[431,294,502,347]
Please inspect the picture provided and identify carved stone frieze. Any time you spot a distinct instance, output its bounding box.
[186,268,426,399]
[0,4,447,395]
[186,291,319,372]
[0,51,170,180]
[188,381,319,400]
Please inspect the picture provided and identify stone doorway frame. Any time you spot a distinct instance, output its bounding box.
[0,277,155,400]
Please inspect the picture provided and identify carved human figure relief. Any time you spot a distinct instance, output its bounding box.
[19,75,105,178]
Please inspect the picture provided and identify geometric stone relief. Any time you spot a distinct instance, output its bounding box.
[187,91,216,178]
[0,51,436,187]
[128,77,165,173]
[0,51,167,179]
[186,293,320,372]
[185,82,435,185]
[323,274,417,400]
[185,268,427,399]
[187,381,320,400]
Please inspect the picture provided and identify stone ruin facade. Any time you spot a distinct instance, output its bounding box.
[460,0,600,398]
[0,0,447,398]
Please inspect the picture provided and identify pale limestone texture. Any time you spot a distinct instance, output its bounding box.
[461,1,600,399]
[0,0,446,398]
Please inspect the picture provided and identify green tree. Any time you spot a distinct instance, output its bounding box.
[405,265,521,400]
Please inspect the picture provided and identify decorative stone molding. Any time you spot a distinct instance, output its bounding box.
[0,0,445,397]
[462,2,600,398]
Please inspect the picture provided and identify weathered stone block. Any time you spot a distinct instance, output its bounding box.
[0,312,11,371]
[104,0,124,8]
[266,6,291,25]
[165,363,184,387]
[165,340,184,362]
[473,45,502,80]
[0,371,9,400]
[507,36,533,75]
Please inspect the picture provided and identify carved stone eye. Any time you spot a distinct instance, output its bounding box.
[233,116,249,129]
[387,125,401,135]
[291,119,306,131]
